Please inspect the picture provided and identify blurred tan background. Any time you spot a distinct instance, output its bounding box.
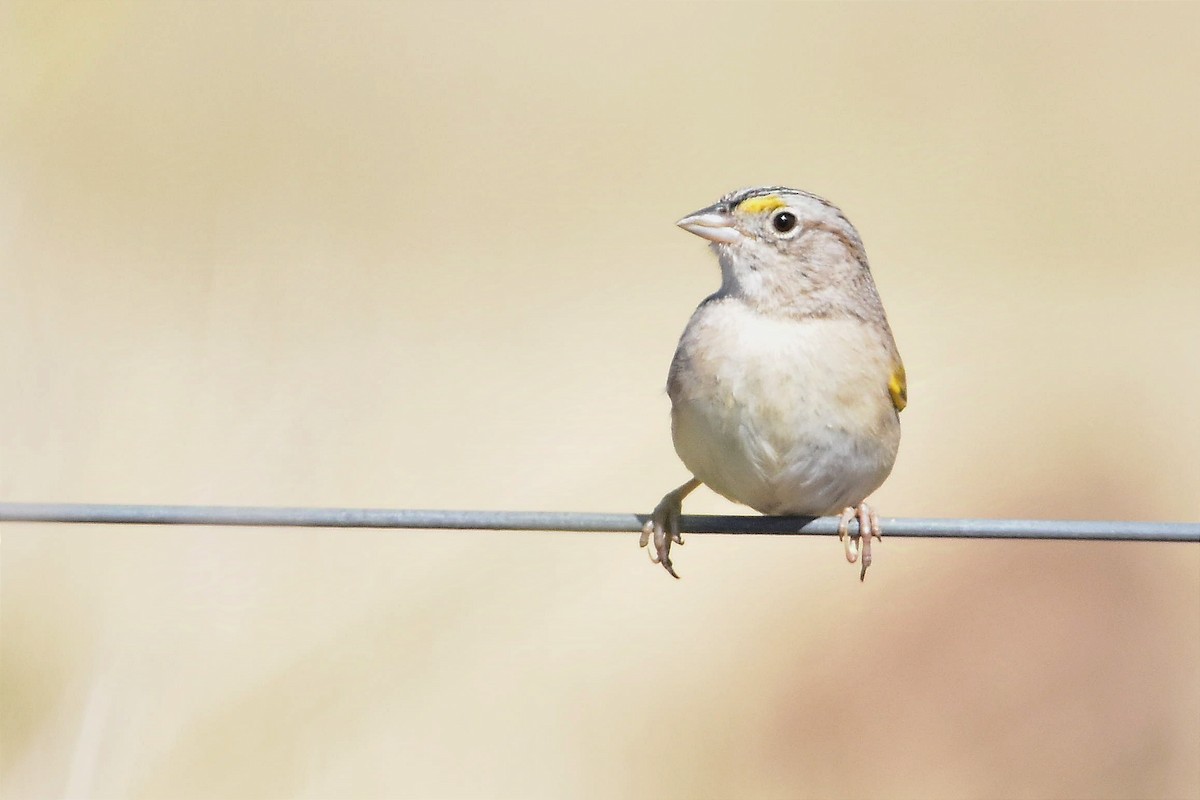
[2,3,1198,798]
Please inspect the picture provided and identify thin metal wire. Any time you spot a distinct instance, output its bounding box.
[0,503,1196,542]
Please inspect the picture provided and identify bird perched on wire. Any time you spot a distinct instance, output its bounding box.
[642,186,906,580]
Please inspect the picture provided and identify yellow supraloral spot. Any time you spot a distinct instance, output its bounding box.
[737,195,786,215]
[888,363,908,412]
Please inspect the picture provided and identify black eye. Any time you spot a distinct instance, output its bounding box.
[771,210,797,233]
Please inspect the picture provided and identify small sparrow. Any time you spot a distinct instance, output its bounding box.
[641,186,906,580]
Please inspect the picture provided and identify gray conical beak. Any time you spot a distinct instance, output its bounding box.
[676,206,742,244]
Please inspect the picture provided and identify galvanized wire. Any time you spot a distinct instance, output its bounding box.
[1,503,1197,542]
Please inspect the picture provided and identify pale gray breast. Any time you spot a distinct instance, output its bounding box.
[667,299,900,514]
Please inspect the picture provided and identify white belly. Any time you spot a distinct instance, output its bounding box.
[669,304,900,515]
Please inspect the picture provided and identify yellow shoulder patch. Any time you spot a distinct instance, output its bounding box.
[888,363,907,412]
[737,195,786,215]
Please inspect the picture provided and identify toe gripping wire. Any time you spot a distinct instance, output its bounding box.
[3,500,1198,583]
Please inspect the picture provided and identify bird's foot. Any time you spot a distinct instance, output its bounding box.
[640,478,701,579]
[838,502,882,581]
[640,502,682,579]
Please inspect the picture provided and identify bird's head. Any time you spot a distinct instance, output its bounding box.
[677,186,876,318]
